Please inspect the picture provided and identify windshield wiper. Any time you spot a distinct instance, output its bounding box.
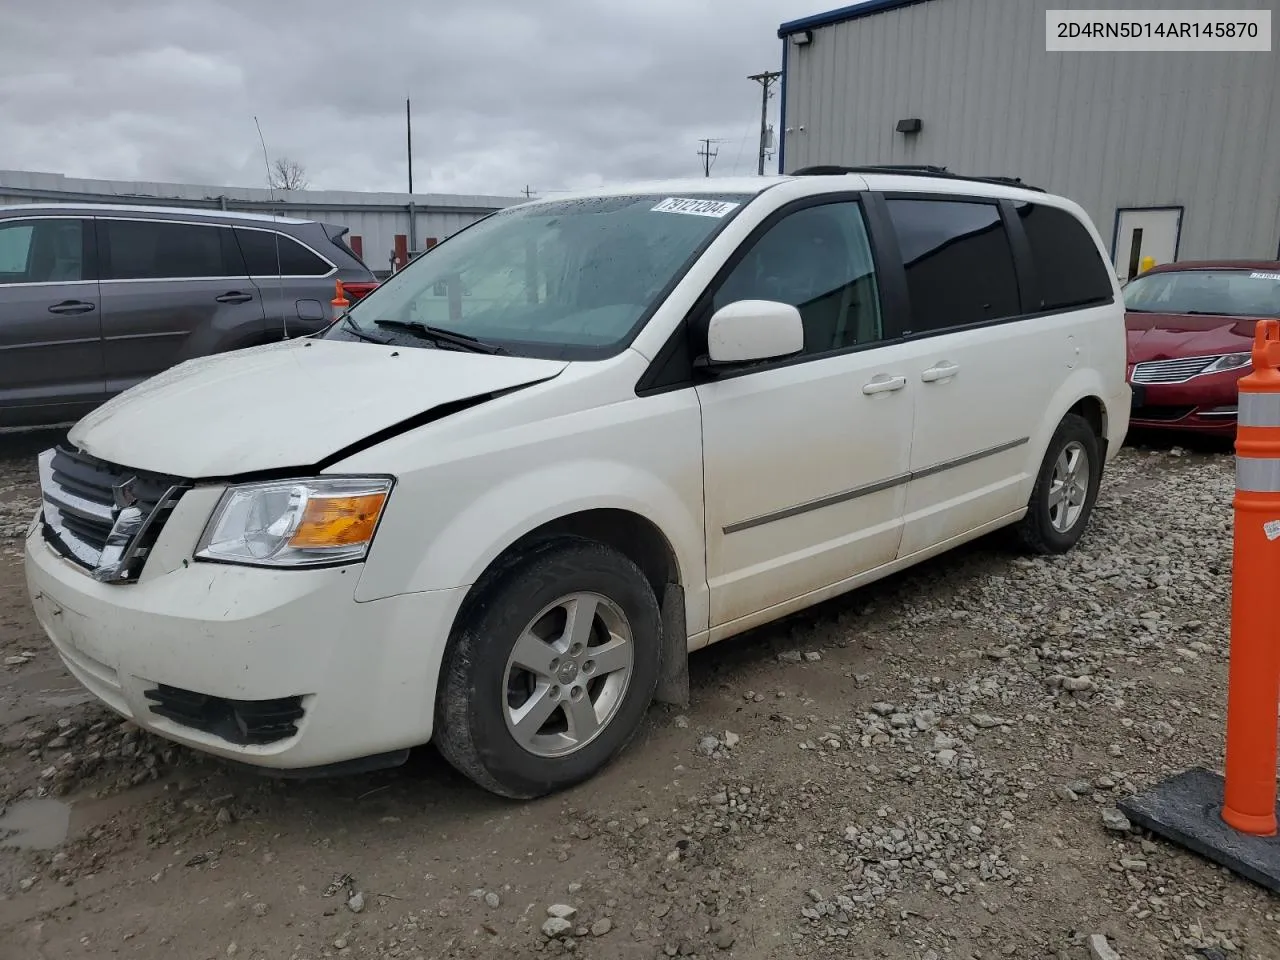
[339,313,391,344]
[372,319,506,354]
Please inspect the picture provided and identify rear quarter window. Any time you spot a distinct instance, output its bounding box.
[1014,202,1114,311]
[235,228,333,277]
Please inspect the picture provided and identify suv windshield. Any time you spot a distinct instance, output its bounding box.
[1124,268,1280,318]
[328,193,752,359]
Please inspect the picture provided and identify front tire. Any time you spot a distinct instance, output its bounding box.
[434,538,661,798]
[1014,413,1103,555]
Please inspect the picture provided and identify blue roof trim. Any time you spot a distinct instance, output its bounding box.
[778,0,938,37]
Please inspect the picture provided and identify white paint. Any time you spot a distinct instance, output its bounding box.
[705,300,803,364]
[26,173,1130,775]
[650,198,740,218]
[67,339,567,476]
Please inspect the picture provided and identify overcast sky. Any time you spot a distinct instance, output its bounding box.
[1,0,827,198]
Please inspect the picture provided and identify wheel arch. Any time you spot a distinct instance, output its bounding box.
[468,508,681,608]
[448,507,692,709]
[1035,372,1111,461]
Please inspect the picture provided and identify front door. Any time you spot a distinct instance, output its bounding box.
[96,217,266,397]
[0,216,105,427]
[1114,208,1181,281]
[697,199,914,628]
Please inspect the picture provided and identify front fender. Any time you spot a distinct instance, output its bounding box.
[355,457,708,636]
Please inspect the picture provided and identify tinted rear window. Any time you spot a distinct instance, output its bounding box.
[235,228,333,277]
[886,198,1021,333]
[101,220,242,280]
[1014,202,1113,311]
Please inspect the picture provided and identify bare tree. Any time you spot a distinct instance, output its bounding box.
[269,157,309,191]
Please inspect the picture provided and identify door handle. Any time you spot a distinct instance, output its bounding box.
[47,300,96,315]
[862,375,907,395]
[921,362,960,383]
[215,291,254,304]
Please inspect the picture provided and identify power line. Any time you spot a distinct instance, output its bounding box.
[697,138,729,178]
[748,71,782,175]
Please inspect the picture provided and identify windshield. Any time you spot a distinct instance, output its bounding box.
[327,193,752,359]
[1123,268,1280,318]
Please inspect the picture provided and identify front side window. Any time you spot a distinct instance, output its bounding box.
[0,219,85,283]
[1014,202,1114,311]
[1124,269,1280,319]
[330,193,751,359]
[101,220,239,280]
[713,201,883,354]
[886,198,1021,333]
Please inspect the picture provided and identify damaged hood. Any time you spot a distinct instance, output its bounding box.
[69,338,567,477]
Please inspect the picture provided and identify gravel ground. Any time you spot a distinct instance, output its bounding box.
[2,431,1278,960]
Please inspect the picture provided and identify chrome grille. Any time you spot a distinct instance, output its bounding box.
[1130,356,1217,384]
[38,445,188,583]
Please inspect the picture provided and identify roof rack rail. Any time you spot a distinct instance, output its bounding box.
[790,164,1045,193]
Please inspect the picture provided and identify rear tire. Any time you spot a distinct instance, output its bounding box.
[1014,413,1102,555]
[434,538,661,799]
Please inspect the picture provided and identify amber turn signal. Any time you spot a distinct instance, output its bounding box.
[288,492,388,548]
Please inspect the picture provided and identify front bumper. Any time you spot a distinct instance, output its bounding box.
[1127,372,1241,436]
[24,518,467,770]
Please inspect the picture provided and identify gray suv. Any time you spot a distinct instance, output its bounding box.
[0,203,375,428]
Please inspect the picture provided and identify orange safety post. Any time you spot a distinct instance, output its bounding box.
[1222,318,1280,836]
[330,279,350,324]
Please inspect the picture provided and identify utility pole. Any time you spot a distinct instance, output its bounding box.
[748,71,782,175]
[697,138,725,177]
[406,97,414,194]
[522,185,535,199]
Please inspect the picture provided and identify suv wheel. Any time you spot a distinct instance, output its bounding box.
[1014,413,1103,555]
[434,538,661,798]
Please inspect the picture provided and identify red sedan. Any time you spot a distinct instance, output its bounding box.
[1125,260,1280,437]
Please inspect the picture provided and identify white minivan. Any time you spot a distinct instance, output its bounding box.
[25,169,1130,798]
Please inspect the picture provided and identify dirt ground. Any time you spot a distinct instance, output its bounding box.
[1,430,1278,960]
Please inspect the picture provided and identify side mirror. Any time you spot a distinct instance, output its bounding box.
[705,300,804,365]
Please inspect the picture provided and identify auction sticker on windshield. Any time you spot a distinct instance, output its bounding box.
[651,198,741,217]
[1249,272,1280,281]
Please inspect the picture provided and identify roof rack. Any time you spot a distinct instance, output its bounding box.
[790,164,1045,193]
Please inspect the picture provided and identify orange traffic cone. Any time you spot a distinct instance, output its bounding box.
[1118,319,1280,892]
[1223,318,1280,835]
[331,279,350,324]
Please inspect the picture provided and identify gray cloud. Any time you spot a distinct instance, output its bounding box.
[1,0,822,196]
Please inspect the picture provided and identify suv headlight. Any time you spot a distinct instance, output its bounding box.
[195,477,392,567]
[1203,352,1252,374]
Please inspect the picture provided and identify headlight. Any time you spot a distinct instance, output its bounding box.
[195,477,392,567]
[1203,353,1252,374]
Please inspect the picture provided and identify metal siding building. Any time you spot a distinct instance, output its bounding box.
[778,0,1280,272]
[0,169,521,276]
